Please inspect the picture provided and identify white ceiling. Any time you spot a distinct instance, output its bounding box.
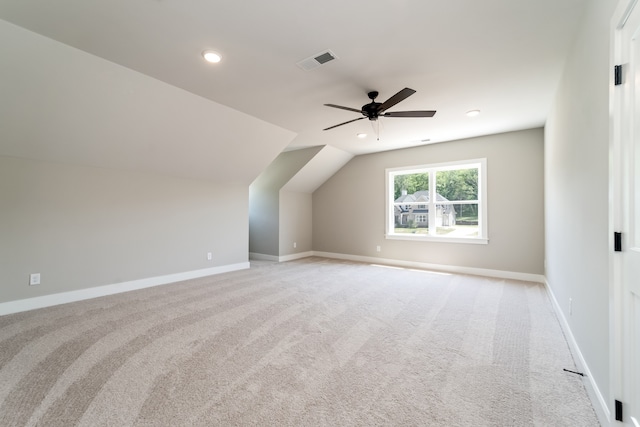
[0,0,588,156]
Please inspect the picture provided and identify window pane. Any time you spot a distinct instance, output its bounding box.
[393,202,430,233]
[435,203,479,237]
[394,225,430,234]
[435,168,478,201]
[394,172,429,199]
[393,172,430,234]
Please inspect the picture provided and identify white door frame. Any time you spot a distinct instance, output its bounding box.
[610,1,640,425]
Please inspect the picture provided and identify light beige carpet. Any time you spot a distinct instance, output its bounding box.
[0,257,599,426]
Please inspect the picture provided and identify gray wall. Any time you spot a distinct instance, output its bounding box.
[0,20,295,307]
[279,190,313,256]
[544,0,615,409]
[248,186,279,257]
[313,128,544,275]
[249,147,321,257]
[0,156,248,304]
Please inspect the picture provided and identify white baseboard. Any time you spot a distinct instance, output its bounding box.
[279,251,314,262]
[312,251,545,283]
[249,251,314,263]
[249,252,280,262]
[544,279,610,425]
[0,262,250,316]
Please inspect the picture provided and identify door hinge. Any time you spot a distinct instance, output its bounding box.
[616,399,623,421]
[614,232,622,252]
[615,65,623,85]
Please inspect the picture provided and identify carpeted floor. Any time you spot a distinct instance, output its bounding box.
[0,257,599,426]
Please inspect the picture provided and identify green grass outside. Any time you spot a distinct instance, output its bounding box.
[394,227,430,234]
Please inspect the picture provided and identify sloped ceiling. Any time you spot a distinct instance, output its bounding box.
[0,20,295,183]
[0,0,589,165]
[251,147,325,192]
[282,146,353,194]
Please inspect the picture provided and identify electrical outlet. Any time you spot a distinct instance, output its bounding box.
[293,242,297,248]
[376,245,381,252]
[569,298,573,316]
[29,273,41,286]
[207,252,212,261]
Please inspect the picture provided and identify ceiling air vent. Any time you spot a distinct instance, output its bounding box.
[296,49,338,71]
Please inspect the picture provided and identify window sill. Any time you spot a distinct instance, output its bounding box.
[385,234,489,245]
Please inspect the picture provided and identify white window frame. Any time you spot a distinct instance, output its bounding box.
[385,158,488,244]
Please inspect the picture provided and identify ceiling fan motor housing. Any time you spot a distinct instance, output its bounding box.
[362,102,382,120]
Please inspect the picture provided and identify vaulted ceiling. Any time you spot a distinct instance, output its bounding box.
[0,0,588,161]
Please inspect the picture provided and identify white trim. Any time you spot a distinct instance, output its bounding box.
[312,251,544,283]
[249,251,315,263]
[278,251,314,262]
[545,278,611,425]
[249,252,280,262]
[385,235,489,245]
[617,0,638,29]
[0,263,249,316]
[611,3,637,426]
[610,3,625,424]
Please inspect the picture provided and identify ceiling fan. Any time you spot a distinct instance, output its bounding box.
[323,87,436,132]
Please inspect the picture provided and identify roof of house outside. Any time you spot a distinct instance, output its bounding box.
[395,190,450,203]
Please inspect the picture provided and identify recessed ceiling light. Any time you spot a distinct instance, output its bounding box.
[466,110,481,117]
[202,50,222,63]
[357,133,367,138]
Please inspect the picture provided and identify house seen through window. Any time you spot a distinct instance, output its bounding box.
[386,159,487,243]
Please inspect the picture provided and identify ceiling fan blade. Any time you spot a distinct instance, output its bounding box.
[383,110,437,118]
[377,88,416,113]
[324,104,362,113]
[323,117,366,131]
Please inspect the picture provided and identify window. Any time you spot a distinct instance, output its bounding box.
[386,159,487,243]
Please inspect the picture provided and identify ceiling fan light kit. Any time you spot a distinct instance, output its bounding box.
[323,87,436,132]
